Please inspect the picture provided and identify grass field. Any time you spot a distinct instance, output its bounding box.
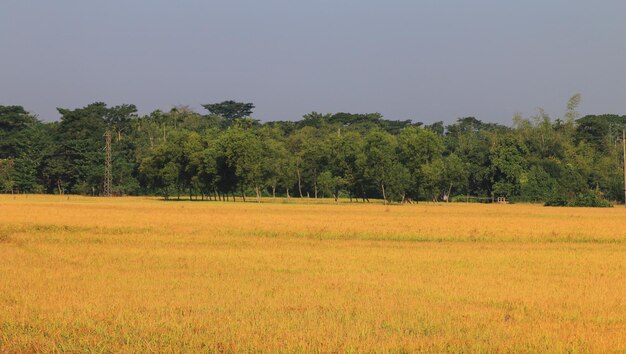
[1,195,626,352]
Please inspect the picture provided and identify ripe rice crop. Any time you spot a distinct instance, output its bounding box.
[1,195,625,352]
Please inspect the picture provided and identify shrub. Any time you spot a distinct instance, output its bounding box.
[545,189,612,208]
[572,190,612,207]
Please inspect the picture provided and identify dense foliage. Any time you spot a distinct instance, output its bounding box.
[1,97,624,205]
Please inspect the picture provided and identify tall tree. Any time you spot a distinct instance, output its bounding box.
[363,130,398,204]
[397,126,444,200]
[0,106,51,193]
[43,103,108,194]
[105,104,137,141]
[202,101,255,121]
[490,135,528,197]
[219,124,263,201]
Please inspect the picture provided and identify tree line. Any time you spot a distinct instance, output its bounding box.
[1,96,624,206]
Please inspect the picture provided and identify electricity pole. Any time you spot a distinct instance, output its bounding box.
[104,128,112,197]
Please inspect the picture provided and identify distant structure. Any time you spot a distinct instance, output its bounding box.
[496,197,508,204]
[103,128,112,197]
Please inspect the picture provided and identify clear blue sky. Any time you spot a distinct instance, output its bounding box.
[1,1,625,124]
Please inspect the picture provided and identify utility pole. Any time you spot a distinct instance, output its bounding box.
[103,128,112,197]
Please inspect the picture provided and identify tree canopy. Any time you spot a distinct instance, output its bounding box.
[1,95,624,207]
[201,100,255,121]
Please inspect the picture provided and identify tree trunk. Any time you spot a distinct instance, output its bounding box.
[255,185,260,203]
[286,187,290,198]
[381,182,387,205]
[272,185,276,198]
[314,173,318,198]
[296,167,303,197]
[241,187,246,202]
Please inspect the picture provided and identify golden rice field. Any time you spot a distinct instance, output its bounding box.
[1,195,626,352]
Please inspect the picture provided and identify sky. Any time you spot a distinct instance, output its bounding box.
[1,1,625,124]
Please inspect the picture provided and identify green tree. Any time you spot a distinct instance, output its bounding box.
[442,153,469,198]
[0,105,51,193]
[105,104,137,141]
[397,126,444,200]
[317,171,346,203]
[202,101,255,121]
[43,103,108,194]
[189,131,220,199]
[490,135,528,197]
[327,131,367,201]
[139,133,182,199]
[219,125,263,201]
[262,138,291,198]
[363,130,398,204]
[420,158,444,201]
[521,165,556,202]
[0,159,15,193]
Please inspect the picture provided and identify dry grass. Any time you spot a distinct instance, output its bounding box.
[1,195,625,352]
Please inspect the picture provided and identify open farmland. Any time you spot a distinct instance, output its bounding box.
[1,195,626,352]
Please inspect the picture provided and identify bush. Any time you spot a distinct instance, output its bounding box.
[545,189,612,208]
[544,192,568,207]
[572,190,612,207]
